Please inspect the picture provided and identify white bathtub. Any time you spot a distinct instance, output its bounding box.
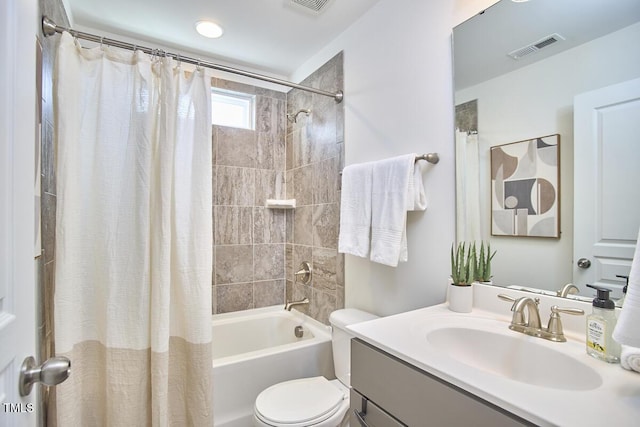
[212,305,334,427]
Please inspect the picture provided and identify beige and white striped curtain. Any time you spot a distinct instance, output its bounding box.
[54,32,212,426]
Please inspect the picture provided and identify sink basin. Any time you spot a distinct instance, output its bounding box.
[427,327,602,391]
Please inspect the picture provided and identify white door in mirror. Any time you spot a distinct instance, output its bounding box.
[573,78,640,297]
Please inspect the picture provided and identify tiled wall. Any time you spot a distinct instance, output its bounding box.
[285,52,345,324]
[211,79,289,313]
[212,52,345,325]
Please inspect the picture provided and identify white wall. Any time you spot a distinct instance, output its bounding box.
[291,0,497,316]
[455,22,640,291]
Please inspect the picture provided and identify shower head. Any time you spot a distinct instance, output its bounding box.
[287,109,311,123]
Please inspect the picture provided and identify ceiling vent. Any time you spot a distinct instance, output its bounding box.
[508,33,565,60]
[288,0,333,14]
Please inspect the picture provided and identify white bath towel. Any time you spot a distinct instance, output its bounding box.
[370,154,426,266]
[338,162,374,258]
[613,227,640,348]
[408,160,427,211]
[621,345,640,373]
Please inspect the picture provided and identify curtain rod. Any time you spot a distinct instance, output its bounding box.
[41,16,344,103]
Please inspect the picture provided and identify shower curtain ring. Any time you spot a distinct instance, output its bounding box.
[196,59,202,72]
[99,36,104,49]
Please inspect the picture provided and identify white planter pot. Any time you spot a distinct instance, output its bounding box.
[448,283,473,313]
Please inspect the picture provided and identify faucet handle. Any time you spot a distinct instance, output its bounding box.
[498,294,525,326]
[497,294,516,303]
[551,306,584,316]
[546,305,585,342]
[294,261,312,284]
[497,294,539,305]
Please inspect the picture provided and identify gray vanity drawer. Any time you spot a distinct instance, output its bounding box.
[351,338,532,427]
[350,389,405,427]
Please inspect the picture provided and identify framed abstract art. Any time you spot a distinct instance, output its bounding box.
[490,134,560,238]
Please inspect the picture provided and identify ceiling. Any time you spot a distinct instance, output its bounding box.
[62,0,381,78]
[454,0,640,89]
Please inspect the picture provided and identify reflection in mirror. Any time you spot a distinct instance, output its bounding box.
[453,0,640,304]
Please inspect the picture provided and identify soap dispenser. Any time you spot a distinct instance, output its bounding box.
[586,284,621,363]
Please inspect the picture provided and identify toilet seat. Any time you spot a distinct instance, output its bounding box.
[254,377,347,426]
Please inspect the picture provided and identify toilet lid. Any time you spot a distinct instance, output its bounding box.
[255,377,346,426]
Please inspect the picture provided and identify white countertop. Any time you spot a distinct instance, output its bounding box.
[347,284,640,426]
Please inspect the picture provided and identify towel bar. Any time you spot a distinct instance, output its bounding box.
[338,153,439,177]
[415,153,439,164]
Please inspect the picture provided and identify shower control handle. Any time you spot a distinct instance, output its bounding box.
[294,261,312,284]
[19,355,71,396]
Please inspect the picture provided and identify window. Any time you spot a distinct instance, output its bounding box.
[211,88,255,130]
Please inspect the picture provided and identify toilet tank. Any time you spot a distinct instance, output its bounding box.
[329,309,379,387]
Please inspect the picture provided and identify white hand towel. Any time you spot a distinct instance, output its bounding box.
[338,162,374,258]
[613,227,640,347]
[370,154,425,266]
[621,345,640,373]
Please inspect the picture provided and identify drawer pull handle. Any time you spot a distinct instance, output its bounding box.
[354,408,371,427]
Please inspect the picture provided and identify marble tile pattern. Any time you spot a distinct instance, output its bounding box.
[284,52,345,325]
[212,78,289,313]
[213,52,345,323]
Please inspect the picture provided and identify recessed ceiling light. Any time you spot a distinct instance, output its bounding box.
[195,21,224,39]
[511,0,530,2]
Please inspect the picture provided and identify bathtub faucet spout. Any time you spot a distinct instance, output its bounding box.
[284,297,310,311]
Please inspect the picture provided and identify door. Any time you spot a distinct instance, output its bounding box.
[0,0,38,425]
[573,78,640,298]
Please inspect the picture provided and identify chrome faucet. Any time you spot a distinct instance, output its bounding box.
[557,283,579,298]
[498,294,584,342]
[284,297,309,311]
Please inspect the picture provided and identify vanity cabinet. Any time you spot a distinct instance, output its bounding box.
[350,338,533,427]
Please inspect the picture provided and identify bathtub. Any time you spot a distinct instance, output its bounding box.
[212,305,334,427]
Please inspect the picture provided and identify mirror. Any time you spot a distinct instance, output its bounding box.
[453,0,640,302]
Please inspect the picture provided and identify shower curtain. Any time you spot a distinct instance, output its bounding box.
[53,32,212,426]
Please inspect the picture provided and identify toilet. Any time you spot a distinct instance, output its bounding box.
[253,309,379,427]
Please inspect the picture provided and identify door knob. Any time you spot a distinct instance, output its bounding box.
[19,356,71,396]
[577,258,592,269]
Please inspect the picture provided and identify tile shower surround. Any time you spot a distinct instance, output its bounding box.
[212,78,288,314]
[213,52,345,324]
[285,52,345,325]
